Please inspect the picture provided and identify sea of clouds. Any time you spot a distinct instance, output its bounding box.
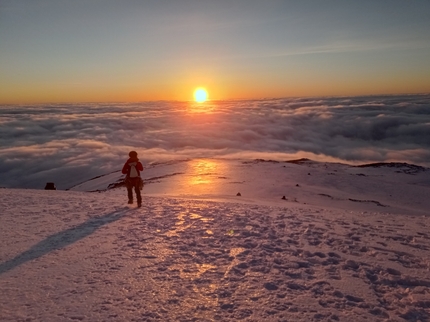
[1,95,429,189]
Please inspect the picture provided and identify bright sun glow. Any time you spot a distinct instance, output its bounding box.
[194,88,208,103]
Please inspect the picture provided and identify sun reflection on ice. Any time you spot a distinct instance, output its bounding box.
[185,159,227,195]
[191,159,218,182]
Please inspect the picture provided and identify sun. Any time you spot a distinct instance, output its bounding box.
[194,88,208,103]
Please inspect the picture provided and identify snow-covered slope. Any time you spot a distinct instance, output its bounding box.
[70,158,430,216]
[1,158,429,321]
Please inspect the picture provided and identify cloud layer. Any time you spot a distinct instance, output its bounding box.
[1,95,429,189]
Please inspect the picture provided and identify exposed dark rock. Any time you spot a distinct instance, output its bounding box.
[44,182,56,190]
[356,162,427,175]
[286,158,311,164]
[348,198,388,207]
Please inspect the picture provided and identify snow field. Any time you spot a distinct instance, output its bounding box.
[1,188,429,321]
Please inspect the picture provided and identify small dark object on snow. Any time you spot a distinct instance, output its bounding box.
[236,192,241,196]
[282,196,286,200]
[44,182,56,190]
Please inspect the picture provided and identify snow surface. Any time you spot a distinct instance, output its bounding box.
[1,158,430,321]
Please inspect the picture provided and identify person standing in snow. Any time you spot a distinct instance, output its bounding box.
[122,151,144,207]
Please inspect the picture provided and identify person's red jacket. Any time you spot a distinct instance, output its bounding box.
[122,157,144,176]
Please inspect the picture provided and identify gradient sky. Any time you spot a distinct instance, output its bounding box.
[1,0,430,103]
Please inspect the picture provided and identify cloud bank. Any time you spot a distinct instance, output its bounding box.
[1,95,429,189]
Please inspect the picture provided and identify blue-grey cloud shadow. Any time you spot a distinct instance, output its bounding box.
[0,209,128,275]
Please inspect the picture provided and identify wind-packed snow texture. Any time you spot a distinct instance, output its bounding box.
[1,94,430,189]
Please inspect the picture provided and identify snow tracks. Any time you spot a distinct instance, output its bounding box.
[0,189,429,321]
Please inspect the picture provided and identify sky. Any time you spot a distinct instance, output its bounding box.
[1,0,430,104]
[1,95,429,189]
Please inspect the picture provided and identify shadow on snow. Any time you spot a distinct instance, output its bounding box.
[0,209,128,275]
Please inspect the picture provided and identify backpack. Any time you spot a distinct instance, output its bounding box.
[128,162,140,178]
[126,162,143,190]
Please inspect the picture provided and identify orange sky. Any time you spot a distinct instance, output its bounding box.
[1,1,430,104]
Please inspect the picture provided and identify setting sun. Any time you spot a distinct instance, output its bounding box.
[194,88,208,103]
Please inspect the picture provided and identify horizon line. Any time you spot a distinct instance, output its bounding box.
[1,92,429,106]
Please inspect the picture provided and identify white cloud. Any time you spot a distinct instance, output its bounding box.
[1,95,429,189]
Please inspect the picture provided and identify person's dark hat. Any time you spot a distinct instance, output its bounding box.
[129,151,138,157]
